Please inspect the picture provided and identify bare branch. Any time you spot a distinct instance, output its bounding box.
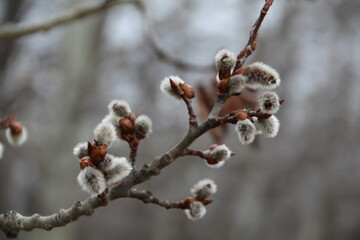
[0,0,136,40]
[135,1,214,72]
[126,189,187,209]
[233,0,275,72]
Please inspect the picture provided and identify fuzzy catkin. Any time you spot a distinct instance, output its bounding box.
[73,142,89,159]
[259,92,280,115]
[185,202,207,220]
[228,75,246,95]
[255,115,280,138]
[244,62,280,89]
[191,179,217,200]
[160,75,184,100]
[135,115,152,138]
[108,100,131,118]
[210,144,231,162]
[77,167,106,195]
[93,122,116,147]
[5,127,28,147]
[235,119,256,144]
[99,155,132,186]
[215,49,235,71]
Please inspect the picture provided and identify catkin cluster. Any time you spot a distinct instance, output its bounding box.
[74,99,152,195]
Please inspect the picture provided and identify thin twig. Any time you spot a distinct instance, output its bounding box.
[233,0,275,72]
[135,0,214,72]
[209,0,275,118]
[181,96,198,128]
[127,189,187,209]
[0,0,136,40]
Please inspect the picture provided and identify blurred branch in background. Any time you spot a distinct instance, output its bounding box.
[0,0,136,40]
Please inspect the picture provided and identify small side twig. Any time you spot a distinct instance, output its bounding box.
[135,0,213,72]
[181,96,198,128]
[126,189,187,210]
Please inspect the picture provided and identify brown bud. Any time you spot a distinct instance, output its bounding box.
[257,112,272,120]
[279,99,285,105]
[235,111,248,121]
[80,156,94,169]
[183,197,197,208]
[120,118,135,133]
[129,113,136,123]
[206,157,218,165]
[9,121,23,135]
[90,144,107,165]
[169,78,181,94]
[179,83,195,99]
[217,77,230,92]
[201,199,213,206]
[121,133,132,142]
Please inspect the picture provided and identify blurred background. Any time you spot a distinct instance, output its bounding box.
[1,0,360,239]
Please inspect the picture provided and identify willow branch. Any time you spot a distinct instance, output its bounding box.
[233,0,275,72]
[126,189,187,209]
[0,0,136,40]
[181,96,198,128]
[209,0,275,118]
[135,1,213,72]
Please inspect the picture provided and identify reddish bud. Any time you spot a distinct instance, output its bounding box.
[120,118,135,133]
[9,121,23,135]
[217,77,230,92]
[235,111,248,121]
[80,156,94,169]
[179,83,195,99]
[89,143,107,165]
[129,113,136,123]
[279,99,285,105]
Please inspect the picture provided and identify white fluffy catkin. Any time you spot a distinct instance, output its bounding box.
[185,201,207,221]
[100,155,132,186]
[215,49,235,71]
[5,127,28,147]
[160,75,184,100]
[244,62,280,89]
[210,144,231,162]
[93,122,116,147]
[77,167,107,195]
[259,92,280,115]
[135,115,152,138]
[255,115,280,138]
[235,119,256,144]
[228,75,246,95]
[108,100,131,118]
[0,142,3,160]
[73,142,89,159]
[101,114,121,127]
[191,179,217,200]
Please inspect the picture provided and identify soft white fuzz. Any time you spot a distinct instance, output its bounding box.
[185,202,207,220]
[5,127,28,147]
[93,122,116,147]
[235,119,256,144]
[77,167,106,195]
[108,100,131,118]
[244,62,281,89]
[228,75,246,95]
[255,115,280,138]
[100,155,132,186]
[135,115,152,137]
[215,49,235,71]
[191,179,217,200]
[160,75,184,100]
[73,142,89,159]
[259,92,280,115]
